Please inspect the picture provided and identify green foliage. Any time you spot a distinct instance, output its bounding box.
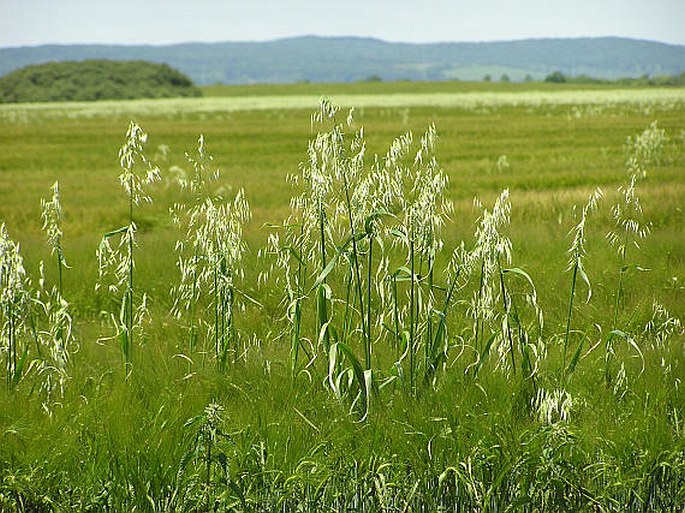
[545,70,567,83]
[0,89,683,510]
[0,60,201,103]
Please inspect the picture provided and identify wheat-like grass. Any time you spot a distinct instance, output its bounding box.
[0,224,31,388]
[96,122,160,376]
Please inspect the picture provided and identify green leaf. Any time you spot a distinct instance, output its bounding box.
[474,333,497,377]
[310,234,355,291]
[577,262,592,303]
[567,332,585,374]
[503,267,537,296]
[103,225,130,238]
[11,345,29,387]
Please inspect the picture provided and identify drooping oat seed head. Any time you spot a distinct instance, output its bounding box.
[40,181,66,265]
[534,388,573,424]
[96,224,135,295]
[643,300,683,350]
[567,187,603,299]
[468,190,512,337]
[118,121,161,205]
[181,134,220,199]
[625,121,667,178]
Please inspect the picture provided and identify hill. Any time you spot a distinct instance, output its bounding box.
[1,36,684,85]
[0,60,201,102]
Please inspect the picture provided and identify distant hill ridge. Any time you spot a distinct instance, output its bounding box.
[2,36,684,85]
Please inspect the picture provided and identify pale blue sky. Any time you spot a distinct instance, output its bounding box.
[1,0,683,48]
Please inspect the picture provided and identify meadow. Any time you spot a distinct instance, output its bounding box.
[0,83,684,511]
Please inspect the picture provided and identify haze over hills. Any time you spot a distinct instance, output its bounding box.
[1,36,684,85]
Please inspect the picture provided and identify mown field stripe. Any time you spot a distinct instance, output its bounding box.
[1,88,684,121]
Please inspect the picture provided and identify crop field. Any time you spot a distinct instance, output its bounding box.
[0,83,684,511]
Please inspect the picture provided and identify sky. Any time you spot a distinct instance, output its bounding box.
[1,0,683,48]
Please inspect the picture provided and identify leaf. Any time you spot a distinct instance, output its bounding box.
[103,225,130,239]
[389,228,406,240]
[232,286,263,307]
[567,334,585,374]
[11,345,29,387]
[328,343,340,397]
[392,266,414,282]
[310,234,355,291]
[364,210,384,235]
[577,262,593,303]
[473,333,497,377]
[607,329,645,374]
[503,267,537,297]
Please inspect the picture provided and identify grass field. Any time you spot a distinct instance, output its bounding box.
[1,83,684,511]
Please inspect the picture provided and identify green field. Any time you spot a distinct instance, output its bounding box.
[1,83,684,511]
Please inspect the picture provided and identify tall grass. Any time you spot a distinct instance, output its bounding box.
[0,101,683,511]
[563,186,603,377]
[0,224,31,388]
[96,122,160,376]
[171,134,252,370]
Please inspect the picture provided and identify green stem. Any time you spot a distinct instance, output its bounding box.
[214,265,219,366]
[409,238,416,395]
[474,259,486,353]
[365,235,373,369]
[341,172,367,351]
[392,273,401,354]
[563,262,579,375]
[498,263,516,376]
[57,251,64,298]
[127,175,134,368]
[318,204,330,352]
[613,232,629,328]
[425,255,434,376]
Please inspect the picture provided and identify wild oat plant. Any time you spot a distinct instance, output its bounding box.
[180,402,241,511]
[96,121,160,376]
[605,122,666,384]
[607,121,667,326]
[171,135,251,370]
[270,100,462,415]
[33,182,74,410]
[0,224,31,388]
[563,187,603,376]
[270,100,371,402]
[376,125,453,392]
[465,190,543,395]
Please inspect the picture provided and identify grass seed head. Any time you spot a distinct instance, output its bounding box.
[118,121,161,205]
[40,181,66,265]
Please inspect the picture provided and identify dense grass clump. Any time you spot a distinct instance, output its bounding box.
[0,86,684,511]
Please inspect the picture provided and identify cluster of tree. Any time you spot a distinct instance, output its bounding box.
[544,70,685,86]
[0,60,201,103]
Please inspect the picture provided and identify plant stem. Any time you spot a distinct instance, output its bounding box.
[318,204,330,351]
[563,262,579,375]
[409,238,416,395]
[365,234,373,369]
[57,251,64,298]
[127,174,134,369]
[341,172,367,358]
[498,264,516,375]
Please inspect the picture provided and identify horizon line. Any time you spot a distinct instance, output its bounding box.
[2,34,684,51]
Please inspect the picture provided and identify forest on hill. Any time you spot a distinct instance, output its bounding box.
[0,60,201,102]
